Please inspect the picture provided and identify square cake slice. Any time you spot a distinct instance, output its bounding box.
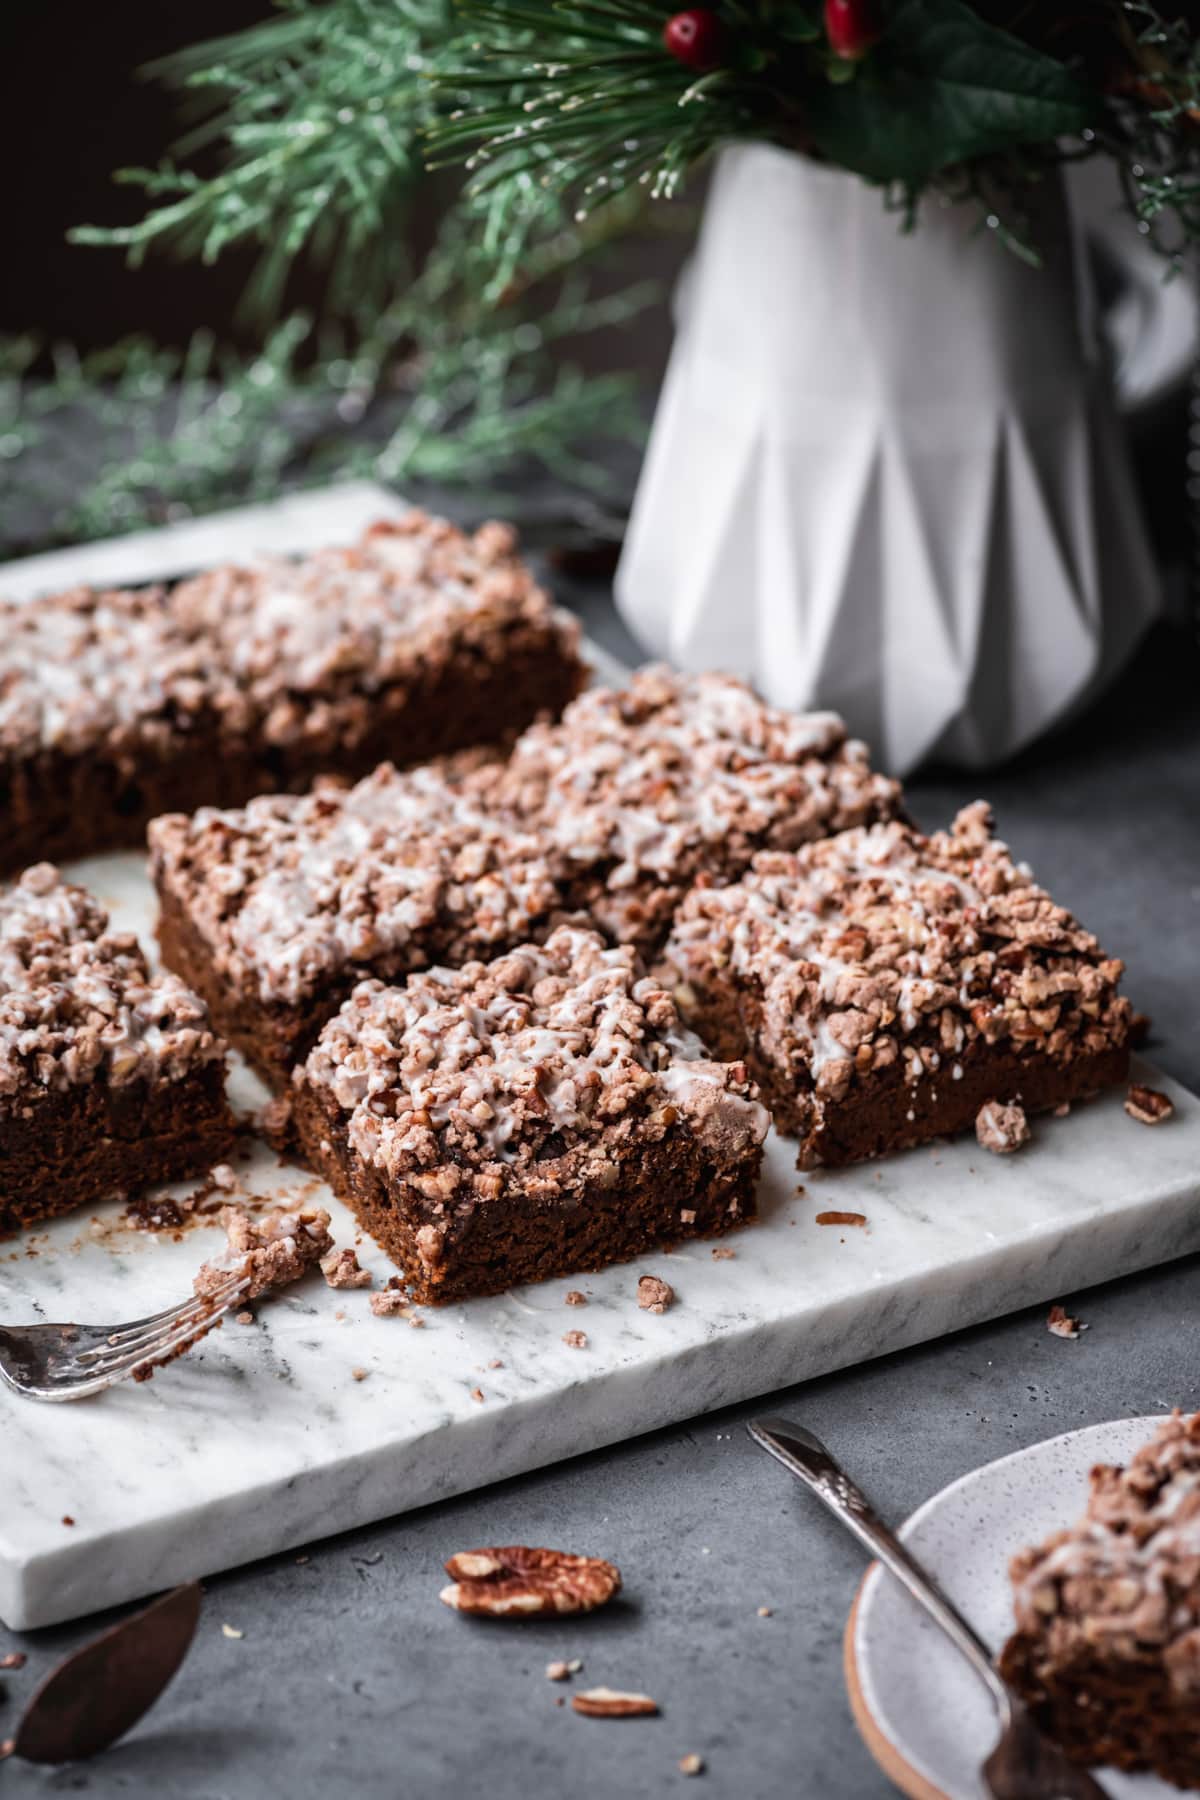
[1000,1411,1200,1787]
[0,510,584,873]
[150,762,566,1088]
[0,864,234,1234]
[290,924,769,1304]
[471,665,903,954]
[662,803,1131,1169]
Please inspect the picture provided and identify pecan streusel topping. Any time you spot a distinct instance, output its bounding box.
[0,513,576,761]
[474,665,900,938]
[150,762,562,1007]
[1007,1412,1200,1686]
[301,924,769,1176]
[0,863,223,1097]
[665,803,1130,1106]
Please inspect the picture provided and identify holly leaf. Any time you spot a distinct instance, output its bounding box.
[805,0,1096,186]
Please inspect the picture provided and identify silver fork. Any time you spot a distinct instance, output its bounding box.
[748,1417,1110,1800]
[0,1272,250,1401]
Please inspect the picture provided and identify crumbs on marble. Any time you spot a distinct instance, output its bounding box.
[487,1357,503,1369]
[547,1658,583,1681]
[351,1366,369,1381]
[1047,1303,1087,1340]
[221,1623,244,1640]
[234,1309,255,1326]
[0,1652,27,1670]
[563,1330,588,1350]
[710,1247,735,1261]
[756,1606,772,1618]
[321,1246,372,1290]
[565,1289,587,1306]
[61,1515,75,1527]
[679,1753,705,1777]
[470,1386,485,1403]
[815,1211,867,1230]
[370,1278,414,1318]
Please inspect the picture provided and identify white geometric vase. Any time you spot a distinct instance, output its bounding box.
[615,144,1161,773]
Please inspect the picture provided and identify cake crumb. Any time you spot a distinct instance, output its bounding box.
[487,1358,503,1369]
[565,1290,588,1306]
[210,1163,237,1192]
[546,1658,583,1681]
[221,1623,244,1640]
[61,1515,75,1527]
[295,1555,310,1565]
[470,1386,485,1403]
[563,1330,588,1350]
[370,1279,412,1318]
[757,1606,772,1618]
[711,1247,736,1261]
[1125,1084,1173,1126]
[637,1274,674,1314]
[975,1100,1030,1155]
[1047,1304,1086,1340]
[0,1739,14,1759]
[679,1753,705,1777]
[196,1203,333,1302]
[679,1208,696,1224]
[815,1211,867,1228]
[0,1652,26,1670]
[321,1246,372,1290]
[235,1310,255,1326]
[351,1366,369,1381]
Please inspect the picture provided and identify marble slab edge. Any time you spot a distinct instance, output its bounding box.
[6,1150,1198,1632]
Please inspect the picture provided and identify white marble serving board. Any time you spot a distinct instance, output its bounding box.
[3,484,1199,1632]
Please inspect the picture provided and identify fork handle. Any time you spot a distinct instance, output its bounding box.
[749,1417,1013,1723]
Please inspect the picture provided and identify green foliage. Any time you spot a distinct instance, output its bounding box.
[805,0,1095,187]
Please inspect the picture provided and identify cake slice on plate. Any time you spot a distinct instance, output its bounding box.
[1001,1410,1200,1788]
[662,802,1131,1169]
[0,864,233,1234]
[290,924,769,1304]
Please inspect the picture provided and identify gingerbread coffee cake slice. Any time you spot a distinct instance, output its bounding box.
[0,864,233,1234]
[0,510,584,873]
[472,665,902,955]
[1000,1411,1200,1787]
[662,803,1130,1168]
[151,760,566,1088]
[290,924,769,1304]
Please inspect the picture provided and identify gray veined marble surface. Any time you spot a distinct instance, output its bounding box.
[2,829,1198,1631]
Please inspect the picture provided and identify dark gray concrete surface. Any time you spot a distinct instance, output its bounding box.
[3,592,1198,1800]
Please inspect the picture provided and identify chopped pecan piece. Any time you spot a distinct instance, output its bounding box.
[320,1247,372,1290]
[1125,1084,1173,1126]
[975,1100,1030,1155]
[637,1274,674,1314]
[571,1687,658,1718]
[440,1547,621,1617]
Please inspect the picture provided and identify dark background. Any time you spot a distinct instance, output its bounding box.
[1,1,281,350]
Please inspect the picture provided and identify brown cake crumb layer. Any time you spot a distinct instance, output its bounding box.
[1000,1411,1200,1787]
[150,762,564,1087]
[0,863,234,1233]
[663,803,1130,1169]
[291,925,769,1304]
[0,512,584,873]
[471,665,902,954]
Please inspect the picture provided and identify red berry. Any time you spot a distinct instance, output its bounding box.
[824,0,883,60]
[662,9,728,73]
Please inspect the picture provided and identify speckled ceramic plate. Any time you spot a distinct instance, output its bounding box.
[846,1415,1179,1800]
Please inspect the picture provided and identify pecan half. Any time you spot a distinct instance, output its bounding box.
[571,1687,658,1718]
[440,1547,621,1617]
[1125,1084,1174,1126]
